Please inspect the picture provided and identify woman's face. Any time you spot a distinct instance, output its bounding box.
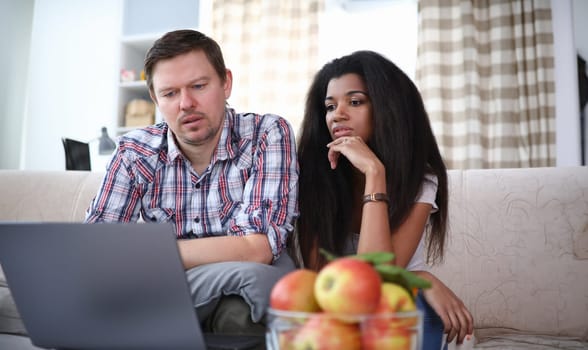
[324,73,373,142]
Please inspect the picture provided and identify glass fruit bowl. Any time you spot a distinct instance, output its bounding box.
[265,307,423,350]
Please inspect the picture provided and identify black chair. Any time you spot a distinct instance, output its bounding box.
[62,138,91,171]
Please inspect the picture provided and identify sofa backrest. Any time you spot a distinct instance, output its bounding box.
[0,170,104,222]
[1,167,587,339]
[432,166,588,339]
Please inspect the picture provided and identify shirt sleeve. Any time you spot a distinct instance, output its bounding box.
[415,173,438,213]
[227,117,299,260]
[406,174,439,271]
[84,150,142,223]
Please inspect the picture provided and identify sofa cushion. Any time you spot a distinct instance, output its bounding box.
[0,267,26,335]
[431,167,588,340]
[0,334,43,350]
[474,331,588,349]
[572,223,588,259]
[0,170,103,222]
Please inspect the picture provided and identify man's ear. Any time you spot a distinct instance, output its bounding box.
[224,69,233,100]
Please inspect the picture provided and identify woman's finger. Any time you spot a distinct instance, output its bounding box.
[326,137,352,169]
[445,310,459,344]
[327,146,340,169]
[455,310,469,344]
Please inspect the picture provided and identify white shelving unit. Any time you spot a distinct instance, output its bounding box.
[115,0,203,135]
[116,33,160,135]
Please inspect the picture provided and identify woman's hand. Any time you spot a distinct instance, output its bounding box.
[326,136,383,175]
[416,271,474,344]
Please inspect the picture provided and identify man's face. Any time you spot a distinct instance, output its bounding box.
[150,50,232,148]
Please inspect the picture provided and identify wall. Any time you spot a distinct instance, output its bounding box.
[319,0,418,79]
[22,0,121,170]
[553,0,581,166]
[574,0,588,59]
[0,0,34,169]
[0,0,583,170]
[573,0,588,164]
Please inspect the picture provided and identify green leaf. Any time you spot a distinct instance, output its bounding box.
[375,264,432,293]
[319,249,395,266]
[351,251,395,265]
[319,248,339,262]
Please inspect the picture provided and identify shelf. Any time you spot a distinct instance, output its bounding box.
[121,33,161,52]
[120,80,148,91]
[116,0,201,135]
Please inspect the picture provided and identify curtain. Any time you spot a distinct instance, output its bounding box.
[416,0,555,169]
[212,0,321,137]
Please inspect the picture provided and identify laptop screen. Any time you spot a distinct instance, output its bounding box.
[0,223,207,350]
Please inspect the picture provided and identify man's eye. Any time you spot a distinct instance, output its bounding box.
[162,91,176,98]
[193,84,205,90]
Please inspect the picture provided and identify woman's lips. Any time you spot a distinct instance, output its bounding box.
[332,127,353,138]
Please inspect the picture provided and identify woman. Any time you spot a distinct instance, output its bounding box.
[293,50,474,346]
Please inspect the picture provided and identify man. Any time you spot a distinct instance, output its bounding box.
[85,29,299,335]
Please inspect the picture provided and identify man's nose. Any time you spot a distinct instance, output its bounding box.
[179,89,196,110]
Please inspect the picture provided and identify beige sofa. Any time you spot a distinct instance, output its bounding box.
[1,167,587,349]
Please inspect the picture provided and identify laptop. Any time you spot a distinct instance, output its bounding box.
[0,223,264,350]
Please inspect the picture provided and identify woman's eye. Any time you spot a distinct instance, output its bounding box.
[350,99,362,106]
[325,104,336,112]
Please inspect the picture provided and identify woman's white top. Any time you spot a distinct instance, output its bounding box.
[344,174,438,271]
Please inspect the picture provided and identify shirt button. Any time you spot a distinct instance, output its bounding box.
[195,183,201,189]
[194,217,200,223]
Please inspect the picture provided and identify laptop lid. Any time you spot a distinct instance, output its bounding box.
[0,223,260,350]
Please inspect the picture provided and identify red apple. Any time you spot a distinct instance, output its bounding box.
[288,313,361,350]
[314,257,382,315]
[361,325,412,350]
[277,328,298,350]
[270,269,321,312]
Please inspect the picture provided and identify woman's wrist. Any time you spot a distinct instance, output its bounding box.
[363,161,386,193]
[363,193,389,205]
[412,270,440,287]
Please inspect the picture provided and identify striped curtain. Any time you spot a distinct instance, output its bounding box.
[211,0,321,137]
[416,0,556,169]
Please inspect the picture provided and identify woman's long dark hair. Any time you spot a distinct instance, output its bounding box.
[294,50,448,269]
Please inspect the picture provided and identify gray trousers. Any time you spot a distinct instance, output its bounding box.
[202,295,266,335]
[185,253,295,336]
